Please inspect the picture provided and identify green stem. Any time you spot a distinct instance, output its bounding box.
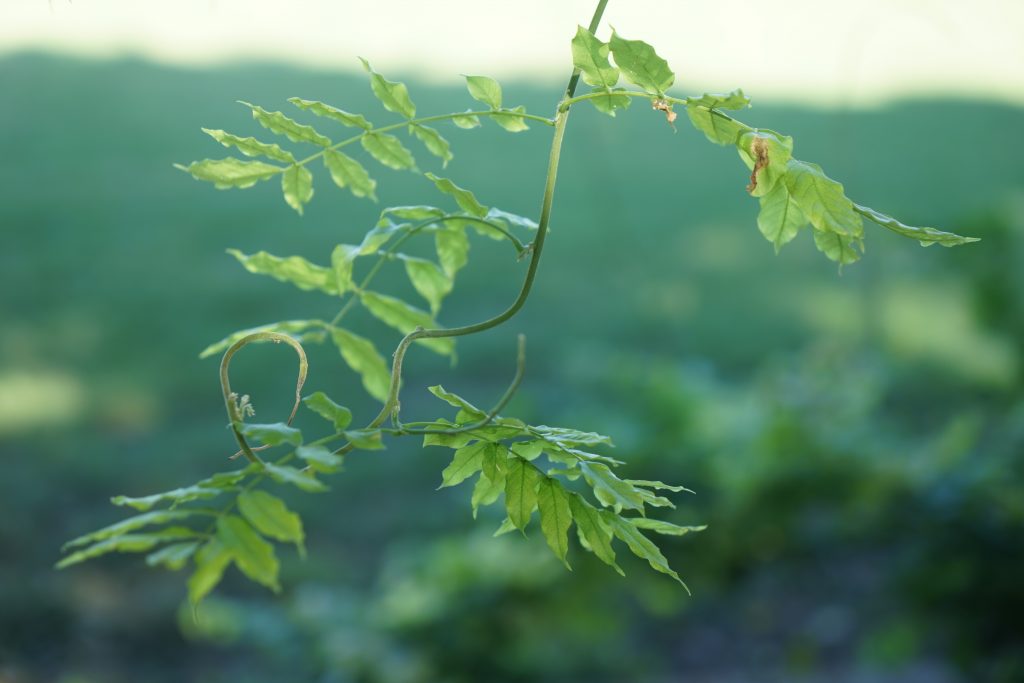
[560,90,753,131]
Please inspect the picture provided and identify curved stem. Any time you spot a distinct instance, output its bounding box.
[560,90,753,132]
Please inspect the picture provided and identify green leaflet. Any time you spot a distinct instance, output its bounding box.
[423,425,475,450]
[323,150,378,201]
[361,132,416,170]
[57,528,199,569]
[511,440,544,461]
[626,479,695,494]
[264,464,327,493]
[487,208,539,231]
[608,31,674,95]
[429,385,487,421]
[604,513,686,589]
[330,327,391,403]
[296,444,345,473]
[854,203,979,247]
[378,205,445,226]
[188,538,232,606]
[451,111,481,129]
[439,440,489,488]
[530,425,613,448]
[281,164,314,214]
[177,158,282,189]
[216,515,281,592]
[688,90,750,110]
[571,26,619,89]
[783,159,863,238]
[200,320,326,359]
[145,541,200,571]
[202,128,295,163]
[410,124,453,166]
[400,254,453,315]
[63,509,197,550]
[537,477,573,568]
[242,102,332,147]
[239,422,303,448]
[464,75,502,109]
[359,290,455,357]
[757,182,807,252]
[302,391,352,430]
[737,130,793,197]
[579,462,645,513]
[568,493,622,575]
[492,106,530,133]
[471,469,505,518]
[344,429,385,450]
[435,226,470,278]
[630,519,707,536]
[237,490,305,556]
[288,98,371,129]
[360,58,416,119]
[111,485,222,512]
[331,244,358,294]
[813,229,863,266]
[588,88,633,116]
[685,93,751,146]
[424,173,488,217]
[504,456,542,532]
[227,249,338,295]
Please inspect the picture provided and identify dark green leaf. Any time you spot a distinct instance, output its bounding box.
[330,327,391,402]
[303,391,352,430]
[202,128,295,163]
[504,456,542,531]
[608,31,674,95]
[360,58,416,118]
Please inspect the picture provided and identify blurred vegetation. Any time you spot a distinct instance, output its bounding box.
[1,53,1023,682]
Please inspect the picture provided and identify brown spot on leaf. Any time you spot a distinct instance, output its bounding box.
[747,137,769,193]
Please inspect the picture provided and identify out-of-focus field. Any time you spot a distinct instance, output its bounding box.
[1,53,1023,683]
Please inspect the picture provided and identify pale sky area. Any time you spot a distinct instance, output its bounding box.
[3,0,1024,106]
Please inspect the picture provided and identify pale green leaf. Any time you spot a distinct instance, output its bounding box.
[200,320,326,359]
[784,159,863,237]
[58,528,199,568]
[492,106,530,132]
[359,291,455,356]
[605,513,686,589]
[378,205,445,226]
[579,462,645,513]
[568,493,622,574]
[608,30,674,95]
[685,106,749,146]
[687,90,750,110]
[440,440,488,488]
[188,538,232,606]
[344,429,385,450]
[504,456,542,531]
[361,132,416,170]
[288,98,371,129]
[429,385,487,421]
[486,207,539,231]
[854,203,979,247]
[330,327,391,403]
[411,124,453,166]
[239,422,302,447]
[176,158,282,189]
[296,444,345,473]
[237,490,305,555]
[737,129,793,197]
[530,425,613,448]
[494,516,518,537]
[63,510,197,550]
[227,249,338,295]
[424,173,488,217]
[423,428,475,450]
[813,229,863,266]
[146,541,200,570]
[111,486,222,512]
[510,440,544,461]
[330,243,359,294]
[400,255,452,314]
[360,58,416,118]
[435,226,470,277]
[757,182,807,252]
[571,26,619,89]
[452,111,481,129]
[216,515,280,592]
[281,164,314,214]
[587,87,633,116]
[302,391,352,430]
[264,464,327,493]
[202,128,295,163]
[471,469,505,518]
[323,149,377,200]
[625,479,695,494]
[242,102,331,146]
[464,75,502,109]
[537,477,573,568]
[630,519,707,536]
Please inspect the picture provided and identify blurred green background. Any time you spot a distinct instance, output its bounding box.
[2,51,1024,683]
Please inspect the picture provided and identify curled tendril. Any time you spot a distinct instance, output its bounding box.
[219,331,308,464]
